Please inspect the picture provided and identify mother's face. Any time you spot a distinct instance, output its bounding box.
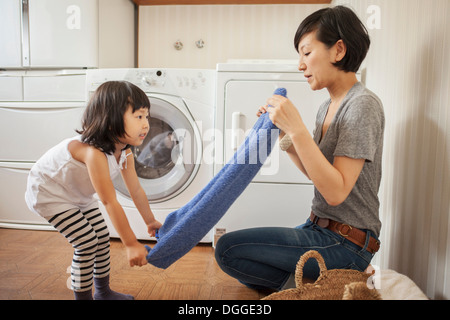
[297,31,344,91]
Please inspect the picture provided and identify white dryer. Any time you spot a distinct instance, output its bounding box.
[86,68,215,242]
[213,60,330,244]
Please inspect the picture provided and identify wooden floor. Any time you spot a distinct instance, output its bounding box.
[0,228,271,300]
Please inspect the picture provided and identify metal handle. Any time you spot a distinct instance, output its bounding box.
[21,0,30,67]
[0,161,34,172]
[0,103,85,110]
[0,71,86,77]
[231,112,242,150]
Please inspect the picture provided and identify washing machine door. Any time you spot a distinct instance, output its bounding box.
[113,95,201,203]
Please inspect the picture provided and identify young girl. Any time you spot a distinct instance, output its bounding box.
[25,81,162,300]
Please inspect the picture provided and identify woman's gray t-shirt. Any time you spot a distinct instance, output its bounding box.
[311,82,384,236]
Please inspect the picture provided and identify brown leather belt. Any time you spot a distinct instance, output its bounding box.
[310,212,380,254]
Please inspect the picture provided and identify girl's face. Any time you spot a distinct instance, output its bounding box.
[120,105,149,147]
[297,31,340,91]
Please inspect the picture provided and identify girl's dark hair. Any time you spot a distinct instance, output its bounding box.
[294,6,370,73]
[77,81,150,154]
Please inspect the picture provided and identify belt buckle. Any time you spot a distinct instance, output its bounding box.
[338,224,352,237]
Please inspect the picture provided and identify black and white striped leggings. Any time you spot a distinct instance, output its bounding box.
[47,207,110,292]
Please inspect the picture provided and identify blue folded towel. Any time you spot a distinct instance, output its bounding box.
[146,88,287,268]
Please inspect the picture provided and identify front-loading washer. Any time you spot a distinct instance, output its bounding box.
[86,68,215,242]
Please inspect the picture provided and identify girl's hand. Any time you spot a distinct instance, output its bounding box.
[126,242,149,267]
[147,220,162,238]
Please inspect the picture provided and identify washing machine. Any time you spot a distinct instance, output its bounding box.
[86,68,215,242]
[213,60,331,244]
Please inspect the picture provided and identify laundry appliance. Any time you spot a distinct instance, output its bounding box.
[86,68,215,242]
[213,60,331,244]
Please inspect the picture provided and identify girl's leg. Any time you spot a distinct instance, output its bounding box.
[83,208,111,279]
[47,208,99,299]
[82,208,133,300]
[47,208,133,300]
[214,220,373,291]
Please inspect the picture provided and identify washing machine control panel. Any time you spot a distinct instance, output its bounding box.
[86,68,215,105]
[137,69,208,92]
[139,70,166,88]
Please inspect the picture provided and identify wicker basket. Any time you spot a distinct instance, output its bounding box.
[263,250,380,300]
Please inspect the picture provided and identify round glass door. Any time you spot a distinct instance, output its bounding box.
[113,96,200,203]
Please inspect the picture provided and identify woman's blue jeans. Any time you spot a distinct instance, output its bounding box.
[214,219,377,290]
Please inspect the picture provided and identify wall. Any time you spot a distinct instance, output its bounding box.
[137,4,328,68]
[333,0,450,300]
[137,1,450,299]
[99,0,136,68]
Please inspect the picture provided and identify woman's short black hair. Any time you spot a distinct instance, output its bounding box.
[294,6,370,73]
[77,81,150,154]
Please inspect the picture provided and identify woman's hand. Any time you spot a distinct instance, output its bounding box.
[266,95,306,137]
[256,105,268,117]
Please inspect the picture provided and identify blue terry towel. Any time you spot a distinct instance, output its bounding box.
[146,88,287,269]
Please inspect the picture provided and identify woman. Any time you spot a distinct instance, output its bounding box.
[215,6,384,291]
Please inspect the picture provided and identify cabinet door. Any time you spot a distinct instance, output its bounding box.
[0,72,24,101]
[0,104,85,161]
[28,0,98,68]
[0,0,22,68]
[0,162,50,226]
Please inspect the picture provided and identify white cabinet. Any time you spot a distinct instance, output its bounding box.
[0,162,50,227]
[0,0,94,229]
[0,102,85,161]
[0,70,86,161]
[0,1,22,68]
[0,70,86,229]
[0,0,98,68]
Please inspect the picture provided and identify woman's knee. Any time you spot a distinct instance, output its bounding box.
[214,230,248,271]
[214,232,231,266]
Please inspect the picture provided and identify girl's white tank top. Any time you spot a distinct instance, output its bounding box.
[25,136,130,217]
